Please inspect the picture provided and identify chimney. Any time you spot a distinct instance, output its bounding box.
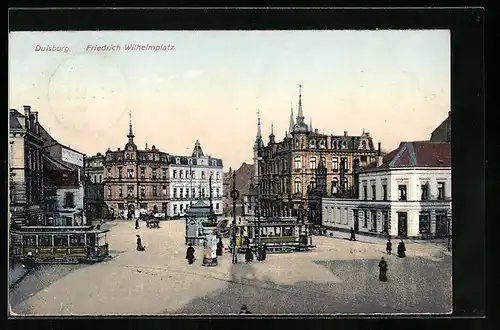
[145,143,148,150]
[378,142,381,156]
[344,131,348,136]
[117,148,120,151]
[377,155,383,167]
[314,129,318,134]
[23,105,31,118]
[32,111,38,123]
[365,132,370,137]
[97,152,101,156]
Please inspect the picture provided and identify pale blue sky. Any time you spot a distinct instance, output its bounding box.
[9,30,450,170]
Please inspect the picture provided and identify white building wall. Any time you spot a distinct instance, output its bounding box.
[54,186,85,225]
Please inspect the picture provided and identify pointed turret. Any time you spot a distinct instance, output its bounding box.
[125,109,137,150]
[292,84,309,133]
[253,109,263,151]
[288,102,294,137]
[309,118,313,132]
[192,140,204,158]
[269,122,275,145]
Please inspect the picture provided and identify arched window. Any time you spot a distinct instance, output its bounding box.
[362,140,367,150]
[342,141,347,149]
[344,177,349,189]
[310,177,316,189]
[294,178,302,194]
[126,153,130,160]
[331,178,339,194]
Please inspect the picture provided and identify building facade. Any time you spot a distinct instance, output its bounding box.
[85,153,107,222]
[430,111,451,143]
[43,155,85,226]
[256,86,378,222]
[222,163,257,219]
[168,140,223,217]
[103,118,223,219]
[9,106,44,226]
[322,141,452,239]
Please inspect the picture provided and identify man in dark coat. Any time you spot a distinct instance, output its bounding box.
[397,240,406,258]
[186,243,195,264]
[261,244,267,261]
[136,235,145,251]
[245,247,254,263]
[379,257,388,281]
[349,227,356,241]
[135,218,139,230]
[244,236,250,247]
[386,239,392,254]
[216,238,224,256]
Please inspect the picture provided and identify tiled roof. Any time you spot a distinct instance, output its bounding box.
[230,163,256,196]
[360,141,451,171]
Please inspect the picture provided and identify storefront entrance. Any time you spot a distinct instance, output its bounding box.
[397,212,408,238]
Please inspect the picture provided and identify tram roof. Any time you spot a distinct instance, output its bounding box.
[11,227,109,235]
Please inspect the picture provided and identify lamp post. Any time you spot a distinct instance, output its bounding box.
[447,203,452,252]
[257,154,263,246]
[230,171,239,263]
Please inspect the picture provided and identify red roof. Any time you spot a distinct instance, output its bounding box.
[361,141,451,171]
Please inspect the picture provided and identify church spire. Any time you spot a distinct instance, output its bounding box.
[288,102,294,137]
[254,109,263,150]
[269,121,275,144]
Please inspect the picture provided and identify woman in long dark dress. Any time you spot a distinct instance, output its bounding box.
[245,247,254,263]
[186,243,195,264]
[379,257,388,281]
[397,240,406,258]
[136,235,145,251]
[216,238,224,256]
[386,239,392,254]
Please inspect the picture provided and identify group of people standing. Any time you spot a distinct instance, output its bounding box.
[379,239,407,282]
[185,237,226,265]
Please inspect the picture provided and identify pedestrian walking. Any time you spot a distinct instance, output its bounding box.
[244,236,250,247]
[386,239,392,254]
[186,243,195,265]
[216,238,224,256]
[245,247,254,263]
[240,305,252,314]
[349,227,357,241]
[378,257,388,282]
[261,244,267,261]
[135,218,139,230]
[397,240,406,258]
[136,235,145,251]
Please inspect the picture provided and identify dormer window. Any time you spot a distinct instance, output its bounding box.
[188,159,192,165]
[126,153,130,160]
[342,141,347,149]
[176,157,180,164]
[362,140,367,150]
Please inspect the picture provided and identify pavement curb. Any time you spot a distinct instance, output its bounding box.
[9,269,29,289]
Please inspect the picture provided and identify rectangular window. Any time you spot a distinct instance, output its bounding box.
[294,156,301,169]
[202,188,206,197]
[341,157,348,171]
[139,202,148,209]
[162,203,168,211]
[162,168,167,180]
[382,184,387,201]
[363,210,368,228]
[180,204,184,212]
[180,188,184,198]
[140,186,145,197]
[216,203,219,210]
[119,186,123,197]
[421,183,429,200]
[128,185,134,197]
[437,182,445,200]
[107,186,111,197]
[371,211,377,231]
[371,185,376,200]
[180,170,183,179]
[152,169,157,179]
[216,188,220,198]
[309,157,316,169]
[173,204,178,214]
[64,192,75,208]
[173,170,177,179]
[191,171,195,179]
[186,189,190,199]
[192,188,196,198]
[173,188,177,198]
[419,212,431,233]
[216,172,220,180]
[153,186,157,196]
[332,157,339,171]
[363,185,368,200]
[202,171,206,179]
[398,185,407,201]
[127,168,134,178]
[118,167,123,179]
[140,167,145,179]
[162,185,167,195]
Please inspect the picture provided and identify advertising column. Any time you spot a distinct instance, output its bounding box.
[202,223,218,266]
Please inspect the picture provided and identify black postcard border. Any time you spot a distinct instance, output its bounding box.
[6,7,487,330]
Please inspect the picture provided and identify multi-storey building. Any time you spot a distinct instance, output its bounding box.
[103,116,223,219]
[222,163,257,219]
[255,86,378,223]
[9,106,44,226]
[168,140,223,217]
[85,153,107,222]
[322,141,452,239]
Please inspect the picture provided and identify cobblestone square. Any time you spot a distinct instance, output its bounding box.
[9,219,452,315]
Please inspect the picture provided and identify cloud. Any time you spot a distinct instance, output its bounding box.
[184,70,203,80]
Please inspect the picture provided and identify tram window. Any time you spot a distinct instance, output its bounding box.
[284,227,292,236]
[86,235,96,246]
[38,235,53,247]
[23,235,37,247]
[69,234,85,246]
[54,235,69,247]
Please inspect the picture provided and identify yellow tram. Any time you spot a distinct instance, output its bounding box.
[233,218,315,253]
[10,226,110,264]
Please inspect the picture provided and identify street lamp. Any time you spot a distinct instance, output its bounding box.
[230,171,239,264]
